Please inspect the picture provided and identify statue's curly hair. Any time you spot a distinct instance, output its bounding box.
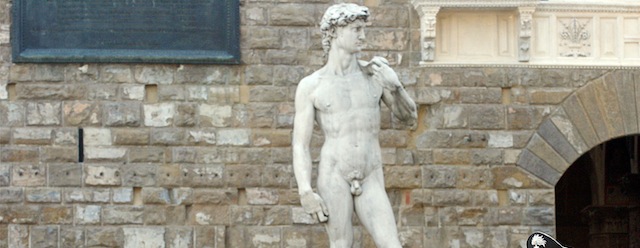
[320,3,369,57]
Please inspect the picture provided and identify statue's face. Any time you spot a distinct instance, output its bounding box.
[333,19,366,54]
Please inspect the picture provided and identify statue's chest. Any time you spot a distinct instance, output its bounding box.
[314,75,382,113]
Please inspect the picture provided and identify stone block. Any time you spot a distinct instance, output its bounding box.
[0,102,25,127]
[26,102,61,126]
[187,130,217,145]
[17,84,86,100]
[13,128,52,145]
[249,86,288,102]
[225,164,263,188]
[292,207,318,225]
[529,88,572,104]
[0,188,22,203]
[9,64,33,82]
[188,205,230,225]
[245,27,281,49]
[122,227,165,248]
[85,147,127,162]
[122,164,157,187]
[282,226,312,247]
[103,206,144,225]
[217,128,251,146]
[103,102,141,127]
[182,164,224,187]
[366,29,408,50]
[172,147,197,163]
[459,87,502,104]
[486,207,522,225]
[276,103,295,128]
[165,227,193,248]
[158,85,186,101]
[83,127,112,146]
[593,79,625,138]
[199,104,232,127]
[175,103,197,127]
[53,128,78,146]
[433,189,470,206]
[2,146,39,164]
[247,188,279,205]
[265,206,291,226]
[246,103,277,128]
[150,128,186,146]
[528,189,554,206]
[113,188,134,203]
[170,188,194,205]
[33,64,65,82]
[262,164,293,188]
[60,226,85,248]
[208,86,240,103]
[41,147,77,163]
[384,166,422,188]
[142,187,171,204]
[270,4,315,26]
[523,207,554,225]
[231,206,265,225]
[506,106,546,130]
[100,65,134,83]
[157,164,183,187]
[458,168,493,189]
[186,86,208,101]
[75,205,101,224]
[433,149,471,165]
[468,105,505,130]
[195,226,225,248]
[11,164,46,186]
[111,129,148,145]
[193,188,237,205]
[8,225,28,248]
[144,103,175,127]
[120,84,145,100]
[25,187,61,203]
[49,163,82,186]
[472,149,503,165]
[86,227,124,247]
[30,226,58,248]
[41,205,75,224]
[84,164,122,186]
[0,128,8,144]
[128,147,164,163]
[64,188,110,203]
[133,65,174,85]
[0,165,10,186]
[88,85,118,100]
[422,166,457,188]
[0,205,40,224]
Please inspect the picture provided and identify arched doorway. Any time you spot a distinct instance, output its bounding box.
[556,135,640,247]
[516,71,640,247]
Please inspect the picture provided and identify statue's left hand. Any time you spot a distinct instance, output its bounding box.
[369,56,402,91]
[300,191,329,222]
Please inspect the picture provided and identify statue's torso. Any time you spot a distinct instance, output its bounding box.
[309,70,385,180]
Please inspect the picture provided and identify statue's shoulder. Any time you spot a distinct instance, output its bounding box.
[298,70,323,91]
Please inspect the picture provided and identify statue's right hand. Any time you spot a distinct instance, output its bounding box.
[300,192,329,222]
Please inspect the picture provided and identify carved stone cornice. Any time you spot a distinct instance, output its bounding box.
[537,1,640,13]
[411,0,538,9]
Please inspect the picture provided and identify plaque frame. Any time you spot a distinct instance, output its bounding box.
[11,0,241,64]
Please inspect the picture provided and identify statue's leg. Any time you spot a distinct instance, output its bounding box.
[354,168,402,248]
[318,169,355,248]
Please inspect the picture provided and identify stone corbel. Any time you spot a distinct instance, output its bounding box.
[415,6,440,62]
[518,6,535,62]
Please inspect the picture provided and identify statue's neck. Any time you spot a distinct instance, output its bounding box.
[325,48,360,76]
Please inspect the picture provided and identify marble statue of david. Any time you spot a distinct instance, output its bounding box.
[292,3,418,248]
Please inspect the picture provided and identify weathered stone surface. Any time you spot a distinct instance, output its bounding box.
[113,188,134,203]
[122,164,157,187]
[165,227,192,248]
[75,205,101,224]
[129,147,164,163]
[0,102,24,127]
[64,102,101,126]
[247,188,279,205]
[13,127,52,145]
[189,205,230,225]
[60,226,85,248]
[516,149,561,185]
[144,103,175,127]
[49,164,82,186]
[249,86,288,102]
[225,164,263,188]
[113,129,149,145]
[30,226,58,248]
[182,164,225,187]
[217,128,252,146]
[422,166,457,188]
[26,102,61,126]
[17,84,86,100]
[11,164,45,186]
[175,103,197,127]
[193,188,237,205]
[84,147,127,162]
[199,104,233,127]
[0,188,23,203]
[526,134,569,173]
[25,187,61,203]
[385,166,422,188]
[64,188,110,203]
[560,95,599,148]
[86,227,124,247]
[270,5,315,26]
[142,187,171,204]
[103,102,141,127]
[84,164,122,186]
[468,105,505,130]
[103,206,144,224]
[134,65,174,85]
[150,128,186,146]
[41,147,77,163]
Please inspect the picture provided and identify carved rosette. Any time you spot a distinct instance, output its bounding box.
[558,18,592,57]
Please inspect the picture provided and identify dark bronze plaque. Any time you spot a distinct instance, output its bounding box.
[12,0,240,64]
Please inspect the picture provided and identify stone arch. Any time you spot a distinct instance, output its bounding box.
[517,70,640,185]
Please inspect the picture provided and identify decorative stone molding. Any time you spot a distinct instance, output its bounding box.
[411,0,640,66]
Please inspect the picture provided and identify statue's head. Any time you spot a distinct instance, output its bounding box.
[320,3,370,57]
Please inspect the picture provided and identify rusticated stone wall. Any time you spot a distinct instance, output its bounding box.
[0,0,637,247]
